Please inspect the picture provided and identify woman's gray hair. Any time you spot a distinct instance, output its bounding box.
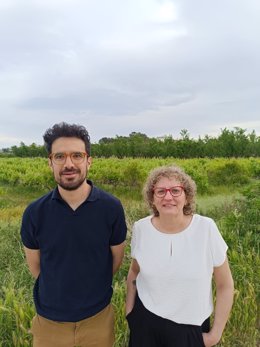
[143,165,197,216]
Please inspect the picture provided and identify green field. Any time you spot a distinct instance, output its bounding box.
[0,157,259,346]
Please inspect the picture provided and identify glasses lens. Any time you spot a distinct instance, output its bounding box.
[71,152,85,162]
[53,153,66,163]
[171,187,183,196]
[154,188,166,197]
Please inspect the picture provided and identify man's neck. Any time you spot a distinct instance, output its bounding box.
[58,181,91,210]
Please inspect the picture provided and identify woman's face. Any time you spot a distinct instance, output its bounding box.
[152,177,186,217]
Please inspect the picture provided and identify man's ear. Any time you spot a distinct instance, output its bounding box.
[87,156,92,168]
[48,158,54,171]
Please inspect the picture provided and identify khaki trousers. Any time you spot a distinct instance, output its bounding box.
[31,304,115,347]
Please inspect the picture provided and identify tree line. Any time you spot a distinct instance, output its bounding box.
[1,127,260,158]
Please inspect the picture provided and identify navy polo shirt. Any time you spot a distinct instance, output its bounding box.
[21,180,127,322]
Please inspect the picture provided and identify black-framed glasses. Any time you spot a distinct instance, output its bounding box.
[49,151,88,165]
[153,186,184,198]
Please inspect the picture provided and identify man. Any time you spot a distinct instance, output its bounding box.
[21,122,127,347]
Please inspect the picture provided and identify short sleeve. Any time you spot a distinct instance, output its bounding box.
[109,201,127,246]
[20,206,39,249]
[209,219,228,267]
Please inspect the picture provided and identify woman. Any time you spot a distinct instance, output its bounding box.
[126,165,234,347]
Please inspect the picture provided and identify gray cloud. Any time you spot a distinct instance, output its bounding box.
[0,0,259,147]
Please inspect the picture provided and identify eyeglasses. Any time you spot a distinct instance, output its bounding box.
[49,152,88,165]
[153,186,184,198]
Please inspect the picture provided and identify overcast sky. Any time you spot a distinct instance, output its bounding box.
[1,0,259,148]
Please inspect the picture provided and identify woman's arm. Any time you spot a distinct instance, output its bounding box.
[203,257,234,347]
[126,259,140,315]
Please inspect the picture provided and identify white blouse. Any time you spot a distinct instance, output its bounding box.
[131,214,228,325]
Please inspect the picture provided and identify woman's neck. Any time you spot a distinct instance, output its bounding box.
[152,214,193,234]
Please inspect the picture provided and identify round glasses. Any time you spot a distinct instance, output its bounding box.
[49,151,87,165]
[153,186,184,198]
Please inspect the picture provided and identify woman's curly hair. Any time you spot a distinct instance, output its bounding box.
[143,165,197,216]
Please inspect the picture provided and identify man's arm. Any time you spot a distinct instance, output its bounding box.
[24,246,40,279]
[110,241,125,275]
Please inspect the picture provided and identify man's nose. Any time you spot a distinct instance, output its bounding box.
[64,155,74,167]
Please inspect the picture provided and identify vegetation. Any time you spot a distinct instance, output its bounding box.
[1,127,260,158]
[0,157,259,194]
[0,157,259,346]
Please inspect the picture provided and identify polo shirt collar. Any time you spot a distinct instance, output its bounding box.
[51,179,100,202]
[86,180,100,201]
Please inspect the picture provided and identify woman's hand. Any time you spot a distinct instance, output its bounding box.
[126,259,140,316]
[202,331,221,347]
[125,305,134,316]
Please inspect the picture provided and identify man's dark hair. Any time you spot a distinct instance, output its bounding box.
[43,122,91,155]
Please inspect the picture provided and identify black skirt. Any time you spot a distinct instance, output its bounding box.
[127,294,210,347]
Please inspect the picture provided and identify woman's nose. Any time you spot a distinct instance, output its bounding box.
[164,190,173,198]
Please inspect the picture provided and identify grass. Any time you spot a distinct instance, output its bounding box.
[196,192,242,217]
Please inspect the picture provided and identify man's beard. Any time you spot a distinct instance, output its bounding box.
[58,177,86,191]
[56,168,86,191]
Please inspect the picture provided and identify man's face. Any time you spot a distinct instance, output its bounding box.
[49,137,92,191]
